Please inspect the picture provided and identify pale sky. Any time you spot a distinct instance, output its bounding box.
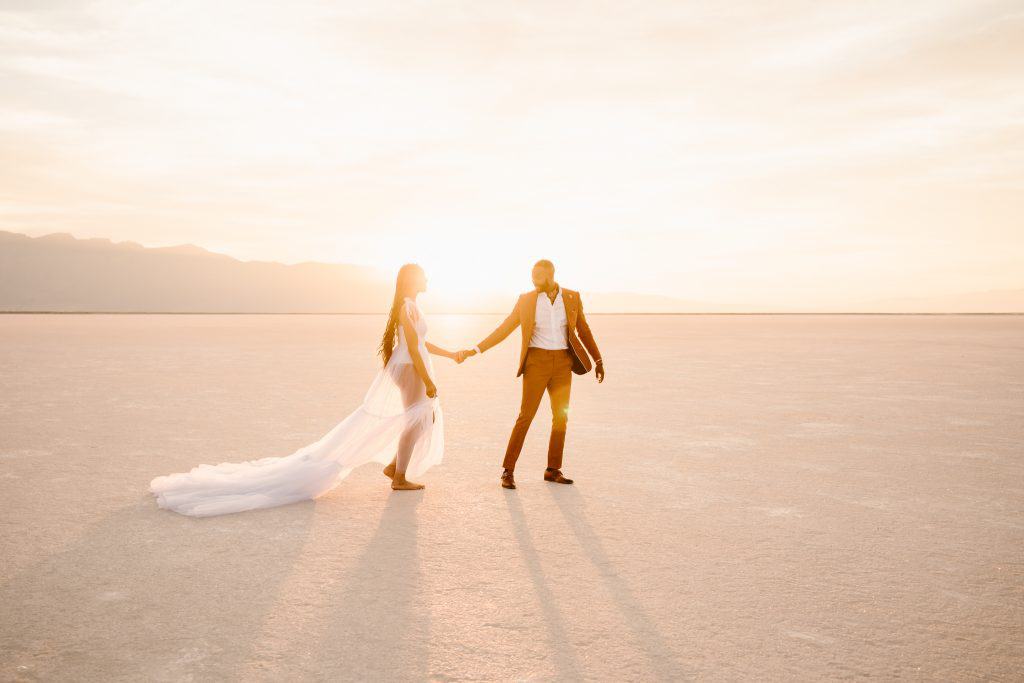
[1,0,1022,306]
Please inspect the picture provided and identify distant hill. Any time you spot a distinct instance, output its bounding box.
[1,230,1021,313]
[0,231,390,313]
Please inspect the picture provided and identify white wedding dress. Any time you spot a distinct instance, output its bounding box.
[150,298,444,517]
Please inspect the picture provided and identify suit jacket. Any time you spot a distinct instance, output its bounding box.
[477,287,602,377]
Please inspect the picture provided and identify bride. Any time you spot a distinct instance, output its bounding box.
[150,263,461,517]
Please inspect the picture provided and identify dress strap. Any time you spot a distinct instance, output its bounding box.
[401,297,419,321]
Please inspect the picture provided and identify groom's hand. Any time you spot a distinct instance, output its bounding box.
[454,349,477,363]
[595,360,605,383]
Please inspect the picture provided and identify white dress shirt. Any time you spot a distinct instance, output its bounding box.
[529,288,568,350]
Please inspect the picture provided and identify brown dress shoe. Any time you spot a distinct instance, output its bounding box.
[544,468,574,485]
[501,469,516,489]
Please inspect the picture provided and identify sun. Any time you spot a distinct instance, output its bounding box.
[378,229,535,305]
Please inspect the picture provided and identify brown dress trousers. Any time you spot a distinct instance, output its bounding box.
[502,347,573,471]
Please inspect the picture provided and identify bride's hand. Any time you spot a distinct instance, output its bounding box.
[425,379,438,398]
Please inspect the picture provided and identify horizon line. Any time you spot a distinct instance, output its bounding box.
[2,311,1022,316]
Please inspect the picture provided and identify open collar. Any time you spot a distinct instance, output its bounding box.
[524,286,576,333]
[540,284,562,307]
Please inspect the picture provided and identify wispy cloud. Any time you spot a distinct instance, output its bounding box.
[1,0,1021,305]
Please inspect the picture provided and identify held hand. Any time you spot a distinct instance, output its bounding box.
[425,380,438,398]
[595,360,605,383]
[454,349,477,363]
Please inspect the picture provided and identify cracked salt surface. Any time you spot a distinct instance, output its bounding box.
[1,313,1021,680]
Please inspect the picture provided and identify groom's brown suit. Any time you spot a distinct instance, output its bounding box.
[476,288,601,471]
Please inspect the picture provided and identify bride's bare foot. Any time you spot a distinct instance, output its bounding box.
[383,462,396,480]
[391,475,425,491]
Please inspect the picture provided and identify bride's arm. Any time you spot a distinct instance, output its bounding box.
[399,305,437,397]
[424,341,457,360]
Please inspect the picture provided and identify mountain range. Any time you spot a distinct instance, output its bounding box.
[1,230,1021,313]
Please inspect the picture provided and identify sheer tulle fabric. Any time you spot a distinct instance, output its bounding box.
[150,301,442,517]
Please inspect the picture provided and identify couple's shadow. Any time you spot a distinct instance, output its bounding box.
[309,492,429,680]
[504,486,685,681]
[3,485,676,681]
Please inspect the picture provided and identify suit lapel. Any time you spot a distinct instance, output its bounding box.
[562,289,577,328]
[523,290,539,337]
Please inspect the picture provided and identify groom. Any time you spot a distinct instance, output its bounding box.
[460,260,604,489]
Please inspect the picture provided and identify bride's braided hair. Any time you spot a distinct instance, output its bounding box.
[378,263,423,366]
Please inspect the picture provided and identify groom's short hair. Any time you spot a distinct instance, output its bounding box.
[534,259,554,271]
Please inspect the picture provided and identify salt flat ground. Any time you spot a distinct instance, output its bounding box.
[1,314,1022,681]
